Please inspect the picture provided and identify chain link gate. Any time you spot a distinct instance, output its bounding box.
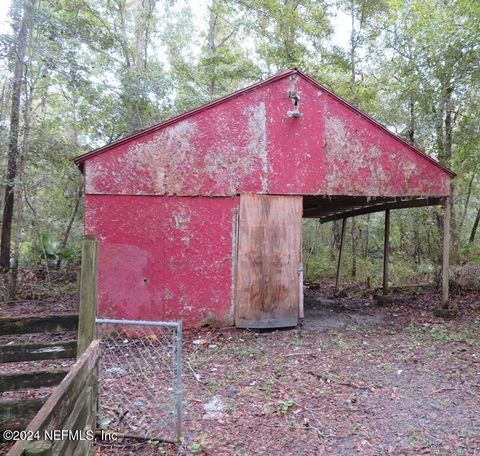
[96,319,183,441]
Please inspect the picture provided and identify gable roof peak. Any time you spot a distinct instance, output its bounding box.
[74,68,455,178]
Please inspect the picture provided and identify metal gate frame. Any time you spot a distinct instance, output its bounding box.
[96,318,183,440]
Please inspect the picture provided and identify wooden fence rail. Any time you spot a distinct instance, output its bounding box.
[0,235,100,454]
[0,314,78,336]
[0,341,77,365]
[7,339,100,456]
[0,314,78,432]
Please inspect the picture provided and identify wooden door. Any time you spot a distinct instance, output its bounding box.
[235,194,303,328]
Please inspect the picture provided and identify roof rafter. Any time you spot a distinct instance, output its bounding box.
[307,196,445,223]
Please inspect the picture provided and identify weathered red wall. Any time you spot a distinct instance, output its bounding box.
[320,88,450,196]
[267,75,451,196]
[84,73,450,198]
[84,89,268,196]
[266,76,327,194]
[85,195,238,326]
[81,70,452,326]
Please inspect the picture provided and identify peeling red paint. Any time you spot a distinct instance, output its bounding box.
[267,75,327,194]
[321,93,450,196]
[85,95,268,196]
[85,195,238,326]
[79,69,453,326]
[84,72,451,199]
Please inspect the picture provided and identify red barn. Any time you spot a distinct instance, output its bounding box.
[74,69,454,328]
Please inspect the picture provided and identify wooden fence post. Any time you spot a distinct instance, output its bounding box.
[76,269,81,311]
[77,236,98,357]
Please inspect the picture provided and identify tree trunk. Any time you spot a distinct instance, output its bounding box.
[349,0,356,98]
[10,190,24,300]
[364,214,370,259]
[134,0,151,70]
[116,0,131,70]
[470,207,480,243]
[56,186,82,270]
[414,225,421,265]
[1,0,32,271]
[408,94,415,144]
[207,0,218,97]
[9,67,34,300]
[438,84,458,262]
[443,86,453,165]
[282,0,298,66]
[458,173,475,234]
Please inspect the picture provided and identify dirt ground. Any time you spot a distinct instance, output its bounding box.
[1,283,479,455]
[93,284,480,456]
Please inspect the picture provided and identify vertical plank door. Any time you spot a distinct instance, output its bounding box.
[235,194,303,328]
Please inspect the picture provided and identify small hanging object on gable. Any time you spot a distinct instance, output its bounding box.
[287,87,301,118]
[287,73,301,118]
[288,91,301,118]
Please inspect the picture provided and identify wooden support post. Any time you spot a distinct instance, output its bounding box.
[77,236,98,357]
[298,264,304,319]
[335,218,346,291]
[442,196,451,309]
[383,209,390,295]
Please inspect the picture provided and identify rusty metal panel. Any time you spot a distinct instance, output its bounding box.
[85,195,239,327]
[235,194,302,329]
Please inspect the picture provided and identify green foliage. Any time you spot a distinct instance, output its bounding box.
[190,442,203,454]
[303,210,446,288]
[21,232,80,268]
[459,242,480,265]
[304,252,337,282]
[302,220,336,281]
[277,399,294,415]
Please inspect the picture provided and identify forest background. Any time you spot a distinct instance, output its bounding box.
[0,0,479,299]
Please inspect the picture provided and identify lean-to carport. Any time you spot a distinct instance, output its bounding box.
[303,194,452,309]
